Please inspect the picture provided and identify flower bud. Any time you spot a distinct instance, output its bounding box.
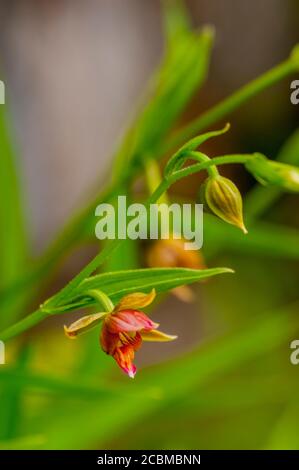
[245,156,299,192]
[146,237,205,270]
[146,237,205,302]
[203,175,247,233]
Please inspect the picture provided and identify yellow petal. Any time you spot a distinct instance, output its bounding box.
[64,312,107,339]
[115,289,156,311]
[141,329,177,342]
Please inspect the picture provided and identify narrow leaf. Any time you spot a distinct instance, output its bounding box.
[45,267,232,311]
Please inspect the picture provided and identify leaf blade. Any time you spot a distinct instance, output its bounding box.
[45,267,232,311]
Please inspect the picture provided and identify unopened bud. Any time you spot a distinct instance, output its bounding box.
[146,237,205,270]
[246,155,299,192]
[203,175,247,233]
[146,237,205,303]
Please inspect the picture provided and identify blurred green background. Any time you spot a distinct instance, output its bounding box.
[0,0,299,450]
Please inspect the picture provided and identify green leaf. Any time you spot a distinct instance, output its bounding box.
[0,345,31,440]
[0,105,29,328]
[0,107,27,288]
[164,123,230,178]
[162,0,191,46]
[112,18,214,181]
[44,267,232,311]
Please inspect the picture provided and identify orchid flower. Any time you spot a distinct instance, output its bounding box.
[64,289,177,378]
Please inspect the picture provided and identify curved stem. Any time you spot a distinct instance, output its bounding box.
[171,154,256,182]
[87,290,114,312]
[188,151,219,177]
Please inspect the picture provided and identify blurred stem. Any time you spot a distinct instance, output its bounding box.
[162,54,297,153]
[0,309,46,342]
[144,158,169,204]
[144,158,171,238]
[0,344,31,440]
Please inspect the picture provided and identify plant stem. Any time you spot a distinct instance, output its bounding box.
[162,58,296,154]
[86,290,114,312]
[48,240,121,308]
[144,158,169,204]
[170,154,256,182]
[188,151,219,177]
[0,309,47,342]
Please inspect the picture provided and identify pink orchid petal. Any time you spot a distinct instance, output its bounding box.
[107,309,158,333]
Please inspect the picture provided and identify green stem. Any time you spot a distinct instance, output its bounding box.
[144,158,169,204]
[0,309,47,342]
[144,157,171,237]
[170,154,256,182]
[49,240,121,307]
[86,290,114,312]
[162,57,296,154]
[188,151,219,177]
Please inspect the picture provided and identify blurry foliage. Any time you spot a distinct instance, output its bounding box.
[0,0,299,450]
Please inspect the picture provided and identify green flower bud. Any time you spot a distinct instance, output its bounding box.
[245,155,299,192]
[202,175,247,233]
